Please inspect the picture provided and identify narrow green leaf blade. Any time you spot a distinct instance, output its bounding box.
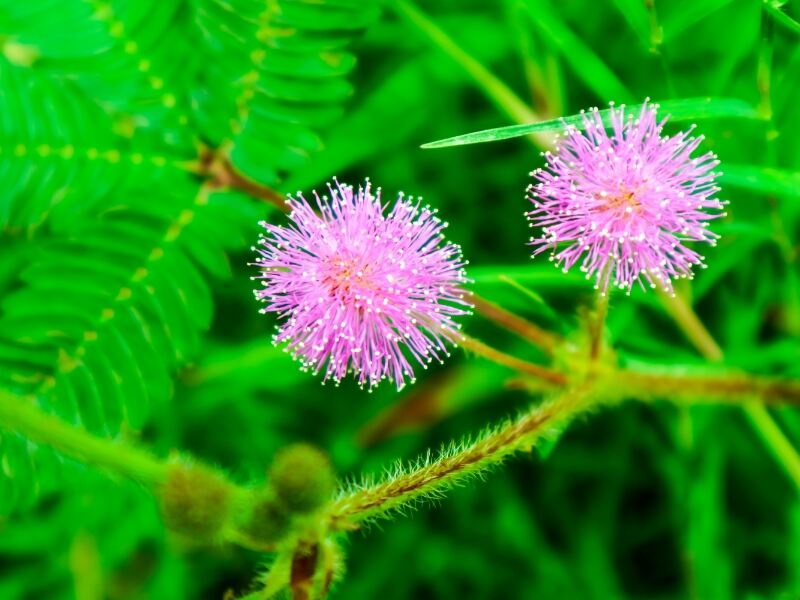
[720,165,800,198]
[764,0,800,36]
[519,0,633,102]
[422,97,760,149]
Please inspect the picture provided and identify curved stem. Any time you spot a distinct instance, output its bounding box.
[743,402,800,486]
[0,390,168,487]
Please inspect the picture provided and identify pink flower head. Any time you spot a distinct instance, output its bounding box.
[254,179,471,390]
[527,100,725,294]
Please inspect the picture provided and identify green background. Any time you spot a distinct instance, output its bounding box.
[1,0,799,598]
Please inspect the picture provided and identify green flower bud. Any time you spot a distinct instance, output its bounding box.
[269,444,336,514]
[160,462,232,541]
[243,496,292,545]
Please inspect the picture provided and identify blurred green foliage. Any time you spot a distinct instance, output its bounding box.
[0,0,799,598]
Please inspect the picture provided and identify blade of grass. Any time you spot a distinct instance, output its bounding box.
[763,0,800,35]
[423,96,760,148]
[660,290,800,493]
[519,0,633,102]
[662,0,735,41]
[470,264,587,287]
[390,0,553,149]
[721,165,800,199]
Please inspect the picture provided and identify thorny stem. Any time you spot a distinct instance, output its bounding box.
[470,293,560,355]
[659,290,800,492]
[327,385,591,527]
[238,548,295,600]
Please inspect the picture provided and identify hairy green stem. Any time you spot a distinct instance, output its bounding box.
[392,0,800,486]
[0,390,168,487]
[328,385,590,527]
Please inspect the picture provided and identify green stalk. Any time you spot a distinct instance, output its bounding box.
[0,390,168,487]
[744,402,800,487]
[659,291,800,492]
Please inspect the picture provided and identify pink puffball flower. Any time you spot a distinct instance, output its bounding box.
[253,179,472,390]
[526,101,726,295]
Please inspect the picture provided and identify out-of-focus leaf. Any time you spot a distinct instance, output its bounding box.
[519,0,633,102]
[721,165,800,199]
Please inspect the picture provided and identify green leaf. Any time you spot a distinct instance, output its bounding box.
[422,97,760,148]
[662,0,735,41]
[764,0,800,35]
[0,57,194,230]
[192,0,378,185]
[519,0,633,102]
[720,164,800,198]
[610,0,654,48]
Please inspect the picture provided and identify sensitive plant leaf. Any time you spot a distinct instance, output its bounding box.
[0,57,195,230]
[192,0,378,186]
[0,0,375,516]
[284,58,430,192]
[0,0,195,137]
[422,97,760,148]
[0,185,257,512]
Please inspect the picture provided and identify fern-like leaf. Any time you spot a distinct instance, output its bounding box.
[192,0,378,184]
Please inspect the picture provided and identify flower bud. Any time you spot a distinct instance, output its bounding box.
[161,462,232,541]
[269,444,336,514]
[243,496,292,545]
